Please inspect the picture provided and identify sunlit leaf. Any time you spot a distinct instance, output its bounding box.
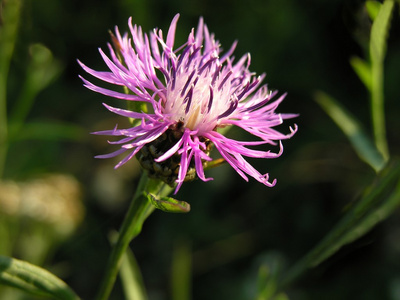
[145,192,190,213]
[0,256,80,300]
[314,91,385,172]
[349,56,372,91]
[366,1,381,21]
[369,0,394,161]
[370,0,394,63]
[256,253,287,300]
[257,265,276,300]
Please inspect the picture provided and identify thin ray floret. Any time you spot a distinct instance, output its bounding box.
[79,14,297,193]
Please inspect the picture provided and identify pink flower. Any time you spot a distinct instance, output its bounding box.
[79,14,297,193]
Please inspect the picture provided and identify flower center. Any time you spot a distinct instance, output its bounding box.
[185,105,201,130]
[136,124,212,186]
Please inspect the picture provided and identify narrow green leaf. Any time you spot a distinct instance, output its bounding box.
[0,256,80,300]
[146,193,191,213]
[349,56,372,92]
[0,0,22,178]
[256,253,287,300]
[314,91,386,172]
[366,1,382,21]
[120,249,148,300]
[257,265,277,300]
[337,179,400,248]
[309,159,400,267]
[278,159,400,290]
[171,240,192,300]
[9,44,63,134]
[370,0,394,63]
[369,0,394,161]
[0,0,21,76]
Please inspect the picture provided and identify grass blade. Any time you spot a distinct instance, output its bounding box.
[369,0,395,161]
[314,91,386,172]
[120,249,148,300]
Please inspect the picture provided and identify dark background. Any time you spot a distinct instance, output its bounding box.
[3,0,400,299]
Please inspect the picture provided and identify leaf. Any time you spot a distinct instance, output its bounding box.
[366,1,381,21]
[26,44,63,93]
[0,0,21,76]
[145,192,191,213]
[120,249,148,300]
[314,91,386,172]
[309,158,400,267]
[279,159,400,290]
[0,0,22,177]
[349,56,372,92]
[370,0,394,63]
[9,44,63,129]
[0,255,80,300]
[369,0,394,161]
[256,253,288,300]
[171,240,192,300]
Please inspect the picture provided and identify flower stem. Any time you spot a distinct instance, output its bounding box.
[96,173,172,300]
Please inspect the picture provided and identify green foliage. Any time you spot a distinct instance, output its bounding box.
[0,256,79,300]
[369,0,394,161]
[9,44,63,137]
[279,158,400,291]
[314,91,385,172]
[256,256,288,300]
[146,192,191,213]
[366,1,381,21]
[370,0,394,62]
[96,175,173,300]
[171,240,192,300]
[0,0,22,177]
[0,0,399,299]
[349,56,372,92]
[120,250,148,300]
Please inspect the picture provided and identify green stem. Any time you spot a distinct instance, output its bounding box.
[0,0,21,178]
[96,173,172,300]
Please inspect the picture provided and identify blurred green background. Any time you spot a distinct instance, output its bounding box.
[1,0,400,299]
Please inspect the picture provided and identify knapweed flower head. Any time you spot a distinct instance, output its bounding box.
[79,14,297,193]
